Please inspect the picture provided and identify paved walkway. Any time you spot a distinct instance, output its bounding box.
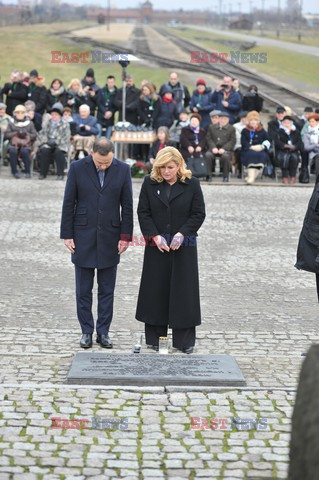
[0,165,317,479]
[186,24,319,57]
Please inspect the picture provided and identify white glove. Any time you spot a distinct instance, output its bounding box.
[250,144,264,152]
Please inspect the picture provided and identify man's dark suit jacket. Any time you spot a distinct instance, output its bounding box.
[60,156,133,269]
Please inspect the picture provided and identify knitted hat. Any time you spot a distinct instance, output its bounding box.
[304,106,313,113]
[196,78,206,86]
[50,102,63,115]
[0,103,7,110]
[86,68,95,78]
[246,110,260,122]
[30,69,38,77]
[190,113,202,123]
[161,85,173,95]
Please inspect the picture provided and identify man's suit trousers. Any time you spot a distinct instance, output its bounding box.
[75,265,117,334]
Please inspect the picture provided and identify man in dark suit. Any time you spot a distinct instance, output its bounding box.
[60,138,133,349]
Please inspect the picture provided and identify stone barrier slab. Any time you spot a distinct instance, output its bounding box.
[67,353,246,386]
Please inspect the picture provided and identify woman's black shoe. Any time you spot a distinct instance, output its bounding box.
[182,346,194,354]
[147,345,159,351]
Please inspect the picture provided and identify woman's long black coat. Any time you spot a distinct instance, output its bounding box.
[296,181,319,274]
[295,180,319,300]
[136,175,206,329]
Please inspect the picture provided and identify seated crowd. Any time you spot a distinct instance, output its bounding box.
[0,68,318,184]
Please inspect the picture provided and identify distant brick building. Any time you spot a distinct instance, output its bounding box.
[0,5,29,25]
[86,1,213,25]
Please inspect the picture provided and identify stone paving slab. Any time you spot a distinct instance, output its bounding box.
[0,327,310,388]
[0,166,316,478]
[0,385,292,480]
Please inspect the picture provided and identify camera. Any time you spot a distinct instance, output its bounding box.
[80,125,86,131]
[220,84,227,88]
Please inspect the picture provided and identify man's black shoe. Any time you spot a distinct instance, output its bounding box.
[80,333,92,348]
[96,334,113,348]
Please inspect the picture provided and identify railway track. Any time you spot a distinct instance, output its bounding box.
[153,27,319,112]
[63,26,319,112]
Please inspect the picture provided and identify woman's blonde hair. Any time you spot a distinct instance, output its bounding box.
[150,146,192,183]
[140,82,158,101]
[68,78,85,95]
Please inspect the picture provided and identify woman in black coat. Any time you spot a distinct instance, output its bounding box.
[179,113,207,160]
[146,126,176,172]
[242,85,263,113]
[46,78,68,112]
[137,82,160,129]
[136,146,206,353]
[241,110,270,184]
[1,71,28,116]
[274,115,301,184]
[295,177,319,300]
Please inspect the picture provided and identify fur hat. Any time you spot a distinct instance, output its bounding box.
[190,113,202,123]
[282,115,294,122]
[246,110,261,123]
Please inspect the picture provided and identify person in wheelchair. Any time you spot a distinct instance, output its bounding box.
[274,115,302,184]
[5,104,37,178]
[37,102,70,180]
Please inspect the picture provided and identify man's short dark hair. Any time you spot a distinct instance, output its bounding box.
[107,75,115,80]
[92,138,114,156]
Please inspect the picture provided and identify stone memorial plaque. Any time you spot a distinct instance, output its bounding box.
[67,353,246,386]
